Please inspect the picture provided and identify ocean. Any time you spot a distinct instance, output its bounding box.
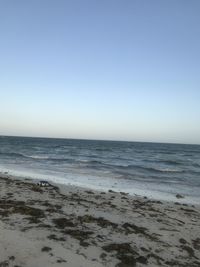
[0,136,200,203]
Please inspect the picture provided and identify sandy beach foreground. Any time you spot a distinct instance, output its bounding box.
[0,175,200,267]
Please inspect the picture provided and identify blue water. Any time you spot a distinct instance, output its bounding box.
[0,136,200,203]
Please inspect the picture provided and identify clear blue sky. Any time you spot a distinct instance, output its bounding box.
[0,0,200,144]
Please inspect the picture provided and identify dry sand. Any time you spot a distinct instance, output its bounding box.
[0,174,200,267]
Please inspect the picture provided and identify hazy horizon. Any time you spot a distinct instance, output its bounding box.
[1,1,200,145]
[1,134,200,146]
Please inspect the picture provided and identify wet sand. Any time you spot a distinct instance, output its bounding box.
[0,174,200,267]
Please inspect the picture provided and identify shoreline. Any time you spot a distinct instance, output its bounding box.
[0,170,199,205]
[0,174,200,266]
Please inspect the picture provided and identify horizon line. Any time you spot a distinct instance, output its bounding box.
[0,134,199,146]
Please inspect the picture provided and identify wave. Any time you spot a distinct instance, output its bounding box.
[150,167,183,173]
[0,152,71,162]
[119,164,184,173]
[0,152,27,158]
[157,160,182,166]
[0,152,188,174]
[192,163,200,168]
[76,159,105,166]
[27,155,74,163]
[25,155,50,159]
[76,159,99,163]
[0,152,52,160]
[144,159,182,166]
[94,148,113,152]
[73,159,184,173]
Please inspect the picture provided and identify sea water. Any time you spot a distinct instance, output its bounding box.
[0,136,200,203]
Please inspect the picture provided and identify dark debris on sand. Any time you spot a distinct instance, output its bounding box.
[0,176,200,267]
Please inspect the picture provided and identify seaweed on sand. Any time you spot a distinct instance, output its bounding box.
[102,243,148,266]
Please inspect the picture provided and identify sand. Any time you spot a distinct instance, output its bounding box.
[0,174,200,267]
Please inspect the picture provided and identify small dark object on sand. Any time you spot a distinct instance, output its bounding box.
[176,194,184,199]
[0,261,9,267]
[37,181,50,187]
[41,246,52,252]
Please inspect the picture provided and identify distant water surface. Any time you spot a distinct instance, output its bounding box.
[0,136,200,203]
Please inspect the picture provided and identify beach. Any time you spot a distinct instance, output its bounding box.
[0,174,200,267]
[1,1,200,266]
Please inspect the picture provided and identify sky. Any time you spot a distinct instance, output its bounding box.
[0,0,200,144]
